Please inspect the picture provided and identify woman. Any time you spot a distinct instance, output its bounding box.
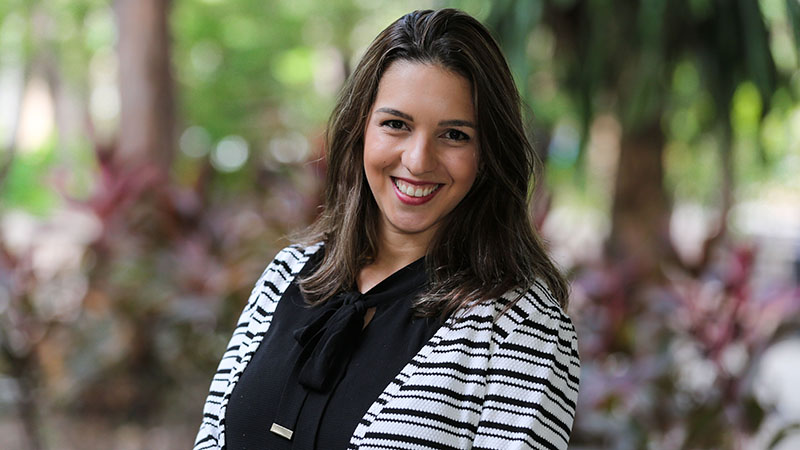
[195,9,579,450]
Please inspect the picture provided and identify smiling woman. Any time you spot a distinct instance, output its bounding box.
[195,9,579,450]
[362,61,479,276]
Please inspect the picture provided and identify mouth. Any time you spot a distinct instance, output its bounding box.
[391,177,442,204]
[393,177,441,197]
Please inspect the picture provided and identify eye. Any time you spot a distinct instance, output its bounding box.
[444,129,470,142]
[381,119,407,130]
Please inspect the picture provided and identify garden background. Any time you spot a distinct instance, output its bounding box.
[1,0,800,448]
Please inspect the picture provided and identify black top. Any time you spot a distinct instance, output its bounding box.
[225,251,441,449]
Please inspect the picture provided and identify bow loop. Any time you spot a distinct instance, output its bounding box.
[294,292,367,391]
[293,291,360,344]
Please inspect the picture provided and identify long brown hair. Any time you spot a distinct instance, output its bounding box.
[295,8,569,316]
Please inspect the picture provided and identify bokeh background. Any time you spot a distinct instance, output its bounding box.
[1,0,799,448]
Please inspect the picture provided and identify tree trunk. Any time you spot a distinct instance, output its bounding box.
[608,121,674,279]
[115,0,175,169]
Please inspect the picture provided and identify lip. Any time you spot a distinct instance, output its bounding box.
[391,177,442,205]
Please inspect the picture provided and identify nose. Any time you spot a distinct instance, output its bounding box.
[401,134,437,175]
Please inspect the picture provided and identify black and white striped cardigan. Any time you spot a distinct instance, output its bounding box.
[194,244,580,450]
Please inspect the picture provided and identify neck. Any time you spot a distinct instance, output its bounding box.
[357,222,435,293]
[374,225,434,270]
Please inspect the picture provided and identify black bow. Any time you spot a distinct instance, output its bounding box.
[293,291,370,391]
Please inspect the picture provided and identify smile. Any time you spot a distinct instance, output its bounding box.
[393,178,440,197]
[392,177,442,205]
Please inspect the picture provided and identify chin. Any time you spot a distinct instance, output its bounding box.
[387,217,435,236]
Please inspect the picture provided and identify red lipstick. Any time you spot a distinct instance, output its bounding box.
[391,177,441,205]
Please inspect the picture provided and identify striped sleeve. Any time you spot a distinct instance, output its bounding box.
[471,285,581,450]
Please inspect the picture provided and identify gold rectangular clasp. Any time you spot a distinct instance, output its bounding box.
[270,423,294,440]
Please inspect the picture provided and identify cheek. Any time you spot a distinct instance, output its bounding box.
[363,134,396,170]
[448,150,479,184]
[362,146,387,193]
[362,132,380,170]
[363,149,384,175]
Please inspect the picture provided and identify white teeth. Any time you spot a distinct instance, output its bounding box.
[393,178,439,198]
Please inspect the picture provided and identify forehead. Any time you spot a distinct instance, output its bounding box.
[372,60,475,121]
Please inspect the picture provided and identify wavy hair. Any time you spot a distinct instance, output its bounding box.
[296,8,568,316]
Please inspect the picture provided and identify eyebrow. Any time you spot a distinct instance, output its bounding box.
[375,107,476,129]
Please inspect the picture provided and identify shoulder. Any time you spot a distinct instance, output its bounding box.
[496,279,576,345]
[257,243,323,282]
[241,242,323,310]
[450,279,578,359]
[467,282,580,449]
[267,242,323,273]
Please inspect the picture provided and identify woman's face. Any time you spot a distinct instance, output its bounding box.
[363,60,479,246]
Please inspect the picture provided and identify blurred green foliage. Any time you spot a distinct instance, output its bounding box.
[2,143,57,215]
[2,0,798,212]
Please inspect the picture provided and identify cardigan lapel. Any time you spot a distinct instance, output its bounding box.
[347,314,457,448]
[217,245,318,448]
